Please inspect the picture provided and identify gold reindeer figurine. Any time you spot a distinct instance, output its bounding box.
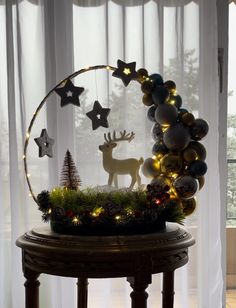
[99,130,144,189]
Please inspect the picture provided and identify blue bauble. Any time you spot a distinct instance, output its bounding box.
[152,86,170,105]
[149,73,164,86]
[147,106,157,122]
[151,123,163,142]
[188,160,207,177]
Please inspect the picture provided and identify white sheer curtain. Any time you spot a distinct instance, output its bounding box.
[0,0,223,307]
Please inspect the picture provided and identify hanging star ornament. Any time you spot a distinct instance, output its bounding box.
[112,59,138,86]
[34,129,55,158]
[55,79,84,107]
[86,101,111,130]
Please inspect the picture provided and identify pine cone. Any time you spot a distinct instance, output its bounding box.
[37,191,50,212]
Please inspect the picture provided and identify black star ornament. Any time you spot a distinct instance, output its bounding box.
[86,101,111,130]
[112,59,138,86]
[55,79,84,107]
[34,129,55,158]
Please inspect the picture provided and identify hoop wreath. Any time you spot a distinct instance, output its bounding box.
[23,59,208,235]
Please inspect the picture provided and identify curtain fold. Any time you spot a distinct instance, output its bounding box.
[0,0,223,307]
[198,1,223,307]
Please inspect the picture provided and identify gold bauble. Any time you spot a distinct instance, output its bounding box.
[181,112,195,126]
[184,141,207,161]
[182,148,198,163]
[142,157,161,178]
[160,153,183,174]
[164,80,176,94]
[182,198,197,216]
[142,94,154,106]
[137,68,149,82]
[141,80,154,94]
[198,176,205,190]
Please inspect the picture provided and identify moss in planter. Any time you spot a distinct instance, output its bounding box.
[37,187,185,235]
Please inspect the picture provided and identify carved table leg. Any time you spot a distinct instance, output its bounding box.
[127,275,151,308]
[24,268,40,308]
[162,271,175,308]
[77,278,88,308]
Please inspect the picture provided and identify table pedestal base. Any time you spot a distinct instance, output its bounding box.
[24,268,40,308]
[16,225,194,308]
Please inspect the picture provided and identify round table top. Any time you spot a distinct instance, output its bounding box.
[16,223,194,254]
[16,223,195,278]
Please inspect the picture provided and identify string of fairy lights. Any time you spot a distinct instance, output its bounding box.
[23,65,117,203]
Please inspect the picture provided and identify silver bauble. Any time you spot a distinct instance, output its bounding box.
[174,175,198,199]
[163,123,191,151]
[155,104,178,126]
[190,118,209,140]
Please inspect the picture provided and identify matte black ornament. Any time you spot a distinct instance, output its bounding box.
[112,59,138,86]
[55,79,84,107]
[34,129,54,158]
[86,100,111,130]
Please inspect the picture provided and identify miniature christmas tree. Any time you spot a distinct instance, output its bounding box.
[60,150,82,190]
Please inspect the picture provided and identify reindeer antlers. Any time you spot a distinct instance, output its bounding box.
[104,130,135,144]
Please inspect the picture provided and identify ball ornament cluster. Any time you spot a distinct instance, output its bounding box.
[139,69,208,216]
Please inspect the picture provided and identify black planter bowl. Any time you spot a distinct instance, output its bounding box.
[50,219,166,236]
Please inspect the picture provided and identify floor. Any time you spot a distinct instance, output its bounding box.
[226,289,236,308]
[88,277,236,307]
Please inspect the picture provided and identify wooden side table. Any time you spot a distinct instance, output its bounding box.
[16,223,195,308]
